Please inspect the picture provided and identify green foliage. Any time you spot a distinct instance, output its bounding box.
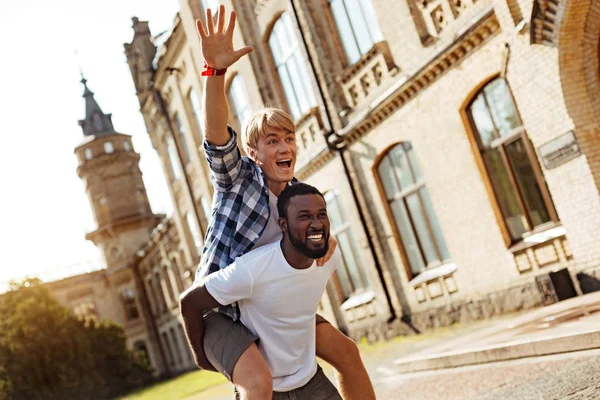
[0,278,153,400]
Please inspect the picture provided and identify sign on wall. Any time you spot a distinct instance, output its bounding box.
[538,131,582,170]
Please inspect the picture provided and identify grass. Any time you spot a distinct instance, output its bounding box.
[119,370,228,400]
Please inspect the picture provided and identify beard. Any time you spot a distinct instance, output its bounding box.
[288,229,330,259]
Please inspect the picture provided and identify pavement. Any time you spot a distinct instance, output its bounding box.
[394,290,600,373]
[191,290,600,399]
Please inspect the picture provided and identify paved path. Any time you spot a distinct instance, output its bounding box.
[376,349,600,400]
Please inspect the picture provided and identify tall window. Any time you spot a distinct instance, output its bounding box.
[324,191,369,301]
[153,272,167,312]
[104,141,114,154]
[174,114,190,164]
[228,75,252,130]
[165,138,181,181]
[186,212,203,255]
[269,13,317,120]
[467,78,556,242]
[120,288,140,321]
[169,327,183,365]
[188,88,204,141]
[376,142,450,278]
[330,0,384,64]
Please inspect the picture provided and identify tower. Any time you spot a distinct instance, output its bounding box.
[74,76,163,270]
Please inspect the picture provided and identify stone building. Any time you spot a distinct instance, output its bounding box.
[123,0,600,340]
[46,0,600,378]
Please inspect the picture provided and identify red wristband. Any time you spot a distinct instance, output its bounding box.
[201,61,228,76]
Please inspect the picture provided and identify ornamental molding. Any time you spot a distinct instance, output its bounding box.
[530,0,565,47]
[338,6,500,146]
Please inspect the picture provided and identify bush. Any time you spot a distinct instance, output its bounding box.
[0,279,153,400]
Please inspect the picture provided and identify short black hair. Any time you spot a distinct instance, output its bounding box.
[277,183,325,219]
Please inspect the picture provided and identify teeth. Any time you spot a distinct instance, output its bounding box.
[308,234,323,241]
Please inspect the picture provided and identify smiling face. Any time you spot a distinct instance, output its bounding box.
[249,125,297,195]
[280,193,330,259]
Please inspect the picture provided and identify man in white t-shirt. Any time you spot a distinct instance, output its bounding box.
[180,183,342,399]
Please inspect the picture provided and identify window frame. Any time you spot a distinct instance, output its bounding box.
[462,76,559,247]
[324,190,369,302]
[266,12,317,121]
[227,73,253,132]
[328,0,384,65]
[373,142,451,280]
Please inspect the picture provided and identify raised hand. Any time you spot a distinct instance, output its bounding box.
[196,5,253,70]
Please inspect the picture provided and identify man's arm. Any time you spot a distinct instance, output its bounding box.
[196,6,253,146]
[179,260,254,370]
[179,283,220,371]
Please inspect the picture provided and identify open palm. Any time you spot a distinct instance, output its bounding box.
[196,5,253,70]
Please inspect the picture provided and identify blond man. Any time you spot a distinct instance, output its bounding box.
[180,5,375,400]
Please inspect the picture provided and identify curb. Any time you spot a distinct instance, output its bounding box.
[394,329,600,373]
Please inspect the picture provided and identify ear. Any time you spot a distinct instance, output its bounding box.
[278,217,288,233]
[248,148,259,163]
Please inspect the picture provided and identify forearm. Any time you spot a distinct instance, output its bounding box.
[202,75,231,146]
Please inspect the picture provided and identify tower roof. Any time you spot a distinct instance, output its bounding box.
[78,75,116,137]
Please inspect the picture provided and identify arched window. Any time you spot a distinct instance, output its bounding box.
[228,75,252,130]
[376,142,450,278]
[466,77,557,243]
[329,0,384,64]
[324,191,369,301]
[173,113,190,164]
[104,141,114,154]
[124,140,131,151]
[268,13,317,121]
[84,148,93,160]
[188,88,204,141]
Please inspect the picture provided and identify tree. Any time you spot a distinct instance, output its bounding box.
[0,279,152,400]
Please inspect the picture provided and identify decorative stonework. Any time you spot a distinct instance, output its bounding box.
[339,7,500,146]
[338,41,399,110]
[511,227,573,274]
[530,0,565,46]
[417,0,479,37]
[410,263,458,303]
[294,107,336,180]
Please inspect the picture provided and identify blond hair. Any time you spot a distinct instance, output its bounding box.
[242,108,296,155]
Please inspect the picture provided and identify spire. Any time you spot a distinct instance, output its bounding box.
[78,74,116,137]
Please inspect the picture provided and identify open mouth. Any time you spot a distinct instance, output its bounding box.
[276,159,292,168]
[307,232,324,242]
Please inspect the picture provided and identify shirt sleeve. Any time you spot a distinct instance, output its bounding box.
[204,258,254,306]
[203,126,243,192]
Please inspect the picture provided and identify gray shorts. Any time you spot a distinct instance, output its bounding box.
[272,366,342,400]
[203,311,330,382]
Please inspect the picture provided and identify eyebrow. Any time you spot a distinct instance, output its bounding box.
[264,131,294,139]
[296,208,327,213]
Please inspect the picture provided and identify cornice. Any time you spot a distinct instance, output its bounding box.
[338,6,500,146]
[530,0,564,47]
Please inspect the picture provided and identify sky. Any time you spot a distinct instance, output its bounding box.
[0,0,181,287]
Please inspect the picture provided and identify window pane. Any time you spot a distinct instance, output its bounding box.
[186,213,202,254]
[278,65,302,120]
[390,144,415,189]
[420,187,450,260]
[167,139,181,180]
[485,79,521,137]
[406,193,439,266]
[483,148,528,239]
[229,75,252,129]
[335,263,354,299]
[360,0,384,43]
[175,115,190,163]
[269,32,284,65]
[337,230,367,291]
[331,0,361,64]
[470,93,496,148]
[324,192,344,230]
[505,138,551,228]
[390,199,425,275]
[189,89,203,141]
[344,0,375,54]
[377,156,400,200]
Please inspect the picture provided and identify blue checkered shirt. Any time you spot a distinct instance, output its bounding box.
[196,127,295,320]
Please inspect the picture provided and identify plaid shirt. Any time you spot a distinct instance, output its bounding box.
[196,127,295,320]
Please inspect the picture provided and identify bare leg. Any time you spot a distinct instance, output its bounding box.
[316,323,375,400]
[231,343,273,400]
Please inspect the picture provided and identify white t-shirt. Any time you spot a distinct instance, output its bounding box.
[205,241,341,392]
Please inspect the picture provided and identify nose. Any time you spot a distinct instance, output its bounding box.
[309,217,323,229]
[278,140,292,153]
